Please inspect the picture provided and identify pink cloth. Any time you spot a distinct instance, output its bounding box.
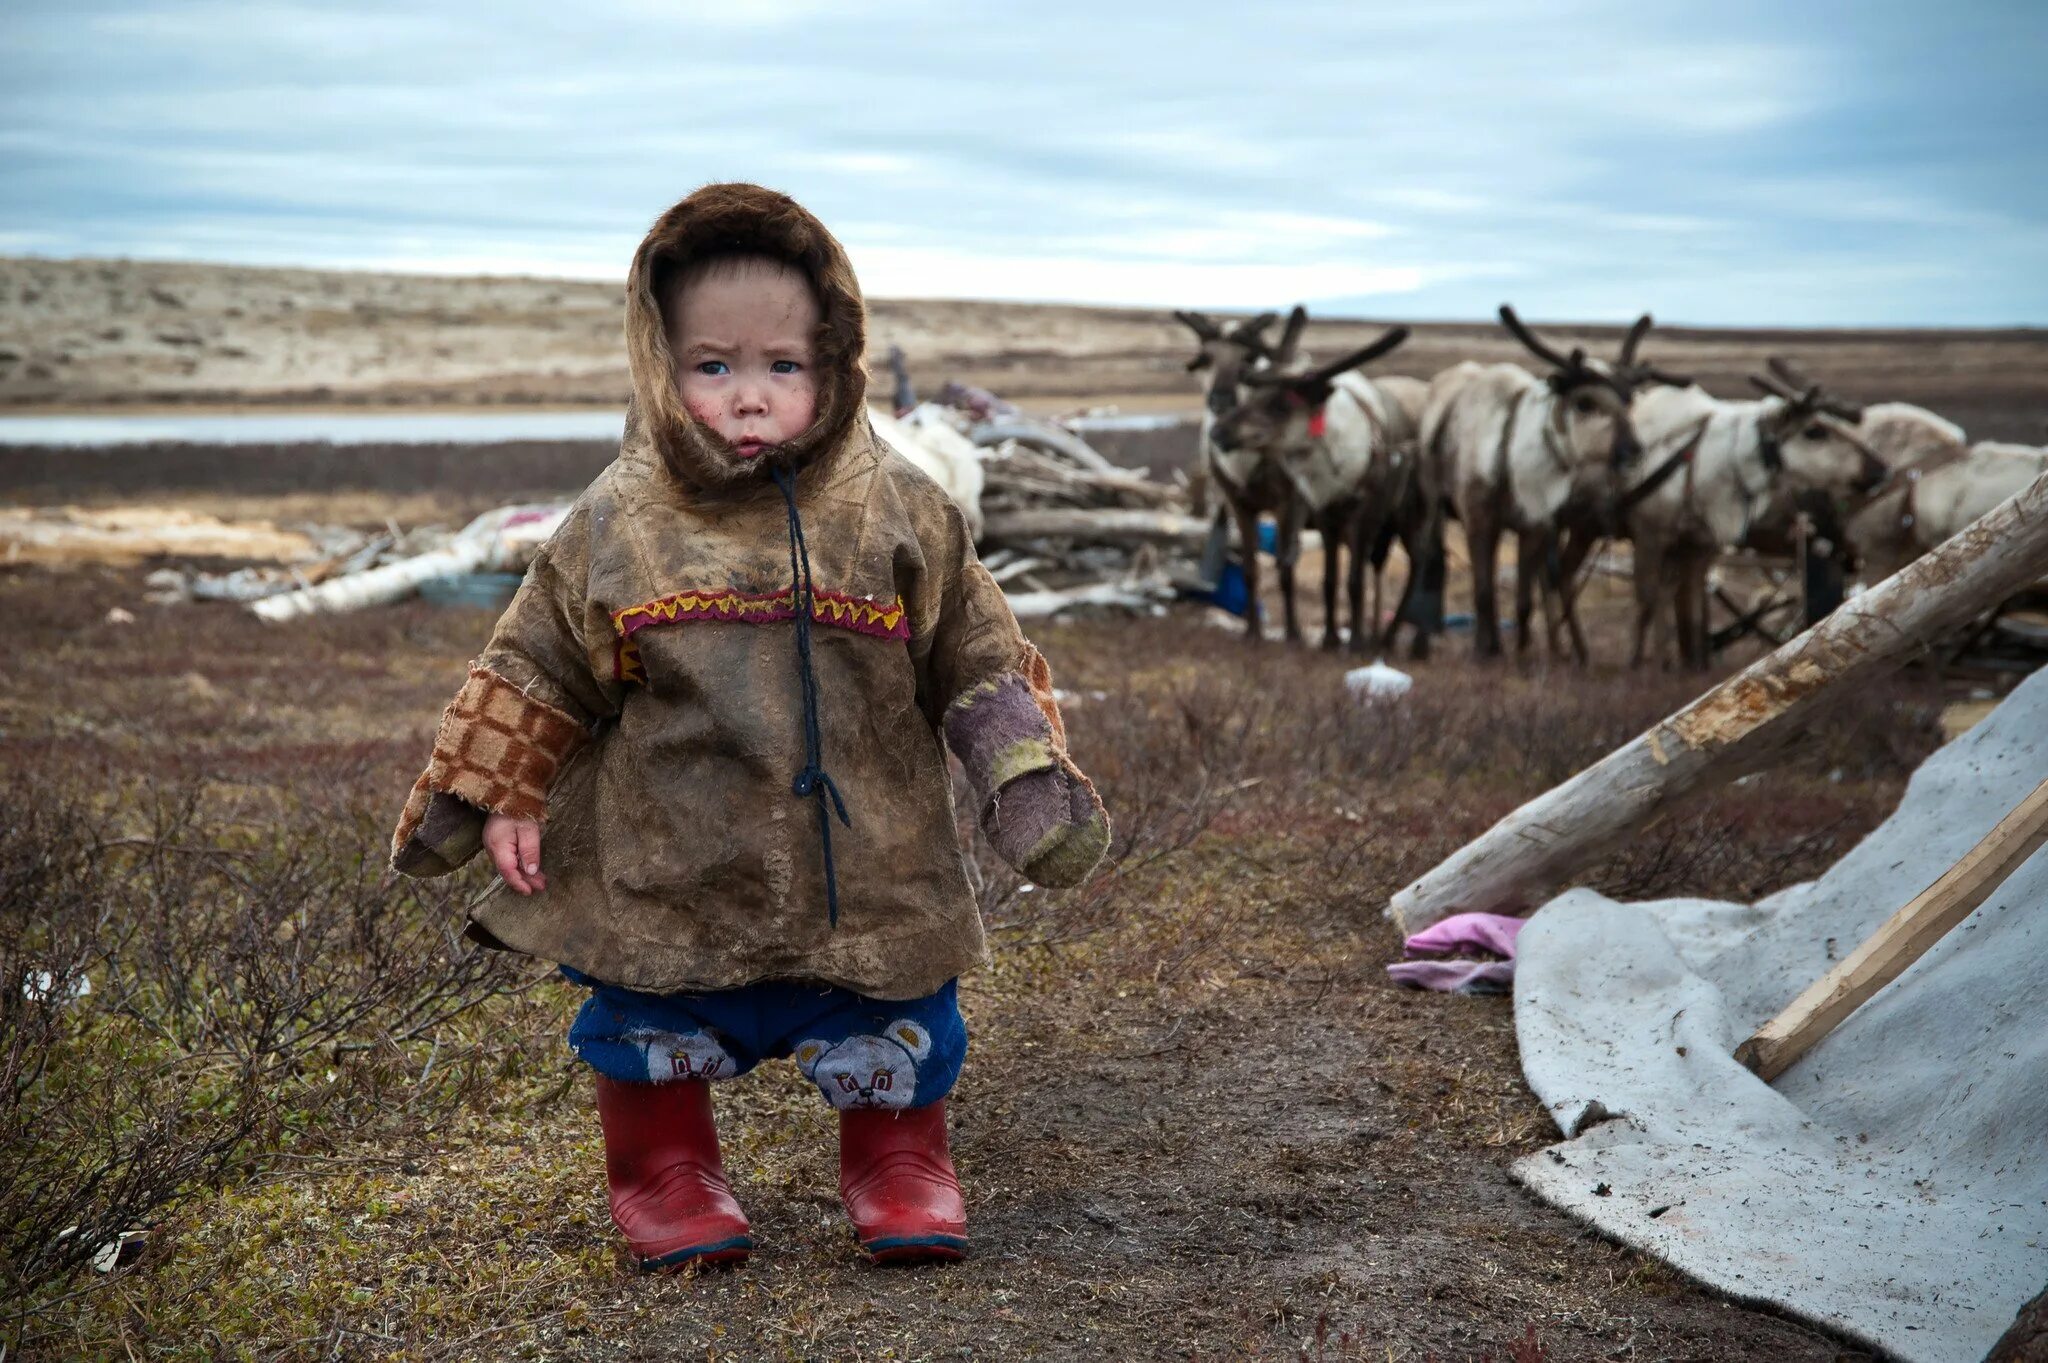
[1401,911,1525,960]
[1385,958,1515,995]
[1388,911,1527,994]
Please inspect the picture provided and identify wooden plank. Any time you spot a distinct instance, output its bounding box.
[1386,467,2048,935]
[1734,775,2048,1082]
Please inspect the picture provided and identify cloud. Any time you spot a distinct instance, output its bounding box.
[848,243,1492,310]
[1,0,2043,323]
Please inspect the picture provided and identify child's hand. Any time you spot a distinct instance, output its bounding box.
[483,813,546,895]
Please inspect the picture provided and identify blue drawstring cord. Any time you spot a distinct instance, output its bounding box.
[770,464,851,927]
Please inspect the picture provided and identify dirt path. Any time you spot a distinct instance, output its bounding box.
[563,948,1858,1360]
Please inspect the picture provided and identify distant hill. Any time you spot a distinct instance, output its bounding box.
[1,257,2043,438]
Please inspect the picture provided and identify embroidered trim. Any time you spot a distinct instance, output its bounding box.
[612,587,910,643]
[615,636,647,687]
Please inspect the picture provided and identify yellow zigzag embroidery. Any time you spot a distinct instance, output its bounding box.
[611,585,910,682]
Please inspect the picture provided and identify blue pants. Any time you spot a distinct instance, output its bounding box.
[563,969,966,1112]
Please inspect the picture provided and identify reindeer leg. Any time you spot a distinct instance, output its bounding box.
[1652,551,1686,671]
[1669,550,1694,669]
[1277,495,1306,647]
[1319,509,1343,652]
[1533,530,1569,663]
[1405,522,1435,662]
[1375,519,1401,651]
[1367,521,1386,655]
[1232,500,1263,643]
[1539,531,1563,659]
[1513,530,1540,661]
[1685,554,1714,671]
[1629,534,1664,670]
[1469,509,1503,661]
[1347,511,1375,655]
[1679,552,1712,675]
[1558,530,1595,666]
[1406,502,1447,661]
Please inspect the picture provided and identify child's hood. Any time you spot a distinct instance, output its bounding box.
[623,182,869,495]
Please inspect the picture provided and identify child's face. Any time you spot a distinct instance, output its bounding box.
[669,265,821,460]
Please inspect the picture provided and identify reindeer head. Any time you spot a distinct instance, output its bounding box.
[1749,357,1888,500]
[1499,304,1642,475]
[1209,322,1411,456]
[1177,307,1286,417]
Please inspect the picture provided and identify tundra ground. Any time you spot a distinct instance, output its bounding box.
[6,257,2048,443]
[0,448,1957,1358]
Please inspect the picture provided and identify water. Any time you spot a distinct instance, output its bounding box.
[0,410,629,447]
[0,407,1189,448]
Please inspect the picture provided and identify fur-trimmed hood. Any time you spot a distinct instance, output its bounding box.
[624,182,870,494]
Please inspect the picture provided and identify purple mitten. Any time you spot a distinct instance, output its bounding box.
[944,671,1109,887]
[987,764,1109,888]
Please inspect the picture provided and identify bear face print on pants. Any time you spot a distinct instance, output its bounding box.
[795,1020,934,1110]
[625,1027,736,1083]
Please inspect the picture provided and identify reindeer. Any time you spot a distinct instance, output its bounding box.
[1848,438,2048,583]
[1533,319,1698,663]
[1174,308,1307,642]
[1421,306,1644,662]
[1615,361,1886,669]
[1756,358,1961,587]
[1208,320,1440,657]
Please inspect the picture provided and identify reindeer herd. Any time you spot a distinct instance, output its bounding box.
[1177,306,2048,669]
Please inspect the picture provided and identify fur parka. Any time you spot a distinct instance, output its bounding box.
[389,183,1107,999]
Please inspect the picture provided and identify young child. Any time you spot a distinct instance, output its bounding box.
[389,183,1109,1270]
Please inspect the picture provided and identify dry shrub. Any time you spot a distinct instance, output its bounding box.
[998,619,1946,936]
[0,769,523,1310]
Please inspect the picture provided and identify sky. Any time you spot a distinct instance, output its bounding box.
[2,0,2045,325]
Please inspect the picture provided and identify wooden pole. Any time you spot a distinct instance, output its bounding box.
[1386,467,2048,936]
[1734,775,2048,1082]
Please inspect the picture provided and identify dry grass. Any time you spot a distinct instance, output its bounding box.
[0,553,1935,1361]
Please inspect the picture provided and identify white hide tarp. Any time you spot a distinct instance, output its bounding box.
[1511,667,2048,1363]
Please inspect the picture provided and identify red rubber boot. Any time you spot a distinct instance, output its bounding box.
[838,1100,968,1263]
[594,1075,752,1270]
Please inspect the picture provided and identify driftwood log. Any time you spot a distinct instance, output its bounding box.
[1388,467,2048,936]
[250,506,564,622]
[1004,578,1172,619]
[971,420,1120,474]
[980,508,1211,546]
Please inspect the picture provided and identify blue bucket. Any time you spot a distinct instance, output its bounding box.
[1210,562,1250,616]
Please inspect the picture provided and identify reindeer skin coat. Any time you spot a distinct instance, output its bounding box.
[390,183,1107,1000]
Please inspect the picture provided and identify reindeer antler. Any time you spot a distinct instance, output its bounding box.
[1270,305,1310,367]
[1225,311,1281,352]
[1767,355,1816,391]
[1749,372,1803,404]
[1246,325,1409,388]
[1312,325,1409,382]
[1498,304,1576,373]
[1752,363,1864,423]
[1610,312,1693,389]
[1173,309,1222,342]
[1619,313,1653,368]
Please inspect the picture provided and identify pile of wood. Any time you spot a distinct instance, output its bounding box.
[948,410,1207,619]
